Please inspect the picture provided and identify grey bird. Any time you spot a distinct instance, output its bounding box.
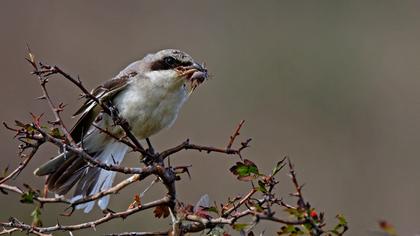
[34,49,208,212]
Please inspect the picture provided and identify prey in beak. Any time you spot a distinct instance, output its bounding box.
[176,62,208,94]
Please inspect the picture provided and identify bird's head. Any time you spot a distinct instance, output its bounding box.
[142,49,208,92]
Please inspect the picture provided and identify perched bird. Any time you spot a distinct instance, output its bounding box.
[34,49,208,212]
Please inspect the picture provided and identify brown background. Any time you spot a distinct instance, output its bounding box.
[1,1,420,235]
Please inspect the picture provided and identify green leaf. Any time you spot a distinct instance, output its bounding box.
[235,164,251,176]
[337,214,347,226]
[14,120,26,127]
[49,127,63,138]
[277,225,303,235]
[2,165,9,178]
[243,159,259,175]
[204,206,219,215]
[232,223,248,231]
[330,214,349,235]
[15,120,36,132]
[284,208,305,219]
[257,180,268,193]
[253,203,264,212]
[303,222,313,231]
[272,158,286,176]
[20,191,35,204]
[229,159,259,181]
[31,206,42,227]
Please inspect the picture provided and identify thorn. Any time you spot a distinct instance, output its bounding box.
[60,206,75,217]
[91,223,96,231]
[34,95,47,100]
[77,75,82,84]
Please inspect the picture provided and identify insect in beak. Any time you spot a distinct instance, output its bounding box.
[177,62,208,94]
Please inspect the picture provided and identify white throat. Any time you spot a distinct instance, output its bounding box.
[113,70,188,139]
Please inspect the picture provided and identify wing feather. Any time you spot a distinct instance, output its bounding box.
[35,72,137,177]
[70,72,137,143]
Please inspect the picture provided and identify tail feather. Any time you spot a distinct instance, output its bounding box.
[97,171,117,209]
[36,139,128,213]
[53,155,88,194]
[45,154,82,193]
[71,141,128,212]
[73,167,101,197]
[55,167,87,195]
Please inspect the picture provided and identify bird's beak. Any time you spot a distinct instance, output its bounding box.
[177,62,208,94]
[178,63,207,81]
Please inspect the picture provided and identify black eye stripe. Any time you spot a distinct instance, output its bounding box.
[150,57,192,71]
[150,60,170,71]
[181,61,193,67]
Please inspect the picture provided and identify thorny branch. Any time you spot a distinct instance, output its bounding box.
[0,140,40,185]
[0,51,348,236]
[0,183,69,205]
[36,61,147,156]
[26,47,75,146]
[0,197,170,235]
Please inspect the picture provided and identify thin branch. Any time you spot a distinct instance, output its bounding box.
[0,227,21,235]
[226,120,245,149]
[182,209,306,233]
[27,49,76,146]
[70,174,141,207]
[0,184,69,204]
[160,138,251,161]
[287,157,324,235]
[288,157,305,206]
[105,232,168,236]
[0,143,40,185]
[222,188,257,217]
[255,212,307,225]
[160,120,250,161]
[0,197,170,234]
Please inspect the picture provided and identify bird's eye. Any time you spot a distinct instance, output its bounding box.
[164,56,177,66]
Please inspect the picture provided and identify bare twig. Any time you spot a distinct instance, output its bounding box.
[0,227,21,235]
[0,183,69,204]
[70,174,142,207]
[226,120,245,149]
[105,232,168,236]
[0,143,40,185]
[287,157,324,235]
[255,212,307,225]
[222,188,257,217]
[27,48,76,146]
[0,197,170,234]
[160,138,251,161]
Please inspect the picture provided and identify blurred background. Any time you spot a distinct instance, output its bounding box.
[1,1,420,235]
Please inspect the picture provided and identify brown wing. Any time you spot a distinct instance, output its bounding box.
[70,72,137,143]
[34,72,136,177]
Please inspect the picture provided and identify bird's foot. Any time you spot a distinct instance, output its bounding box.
[145,137,155,155]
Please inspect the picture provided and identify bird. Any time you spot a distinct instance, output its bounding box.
[33,49,208,213]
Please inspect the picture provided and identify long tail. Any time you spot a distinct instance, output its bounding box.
[34,141,128,213]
